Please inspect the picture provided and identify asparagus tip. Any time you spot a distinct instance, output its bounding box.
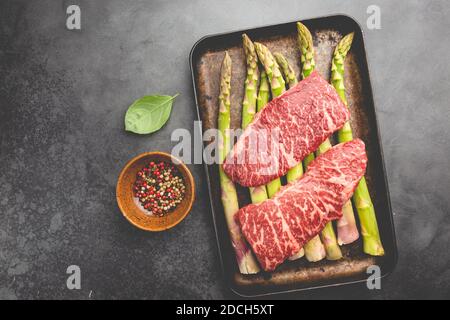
[296,21,306,29]
[346,32,355,41]
[222,51,231,69]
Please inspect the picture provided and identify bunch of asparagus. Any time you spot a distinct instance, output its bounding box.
[253,41,285,199]
[241,35,269,205]
[296,22,385,257]
[217,23,384,274]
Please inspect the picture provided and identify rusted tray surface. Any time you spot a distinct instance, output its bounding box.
[190,15,397,297]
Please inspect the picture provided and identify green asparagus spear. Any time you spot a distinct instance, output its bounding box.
[297,21,319,182]
[254,42,284,198]
[332,33,385,256]
[273,52,305,260]
[297,22,340,261]
[241,34,269,204]
[332,33,354,143]
[218,52,260,274]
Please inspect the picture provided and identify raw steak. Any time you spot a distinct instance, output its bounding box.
[223,71,350,187]
[237,139,368,271]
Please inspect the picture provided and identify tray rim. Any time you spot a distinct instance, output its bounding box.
[189,13,398,298]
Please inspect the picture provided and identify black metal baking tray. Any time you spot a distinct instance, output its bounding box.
[189,14,397,297]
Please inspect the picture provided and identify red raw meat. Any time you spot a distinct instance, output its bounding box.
[223,71,350,187]
[237,139,368,271]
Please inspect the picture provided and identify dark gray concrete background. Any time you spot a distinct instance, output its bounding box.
[0,0,449,299]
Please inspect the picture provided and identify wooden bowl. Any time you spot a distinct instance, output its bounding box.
[116,152,195,231]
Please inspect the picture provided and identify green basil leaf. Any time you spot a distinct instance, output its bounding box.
[125,94,179,134]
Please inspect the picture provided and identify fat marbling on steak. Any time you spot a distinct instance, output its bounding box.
[237,139,368,271]
[223,71,350,187]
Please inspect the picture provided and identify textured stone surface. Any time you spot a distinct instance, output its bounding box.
[0,0,449,299]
